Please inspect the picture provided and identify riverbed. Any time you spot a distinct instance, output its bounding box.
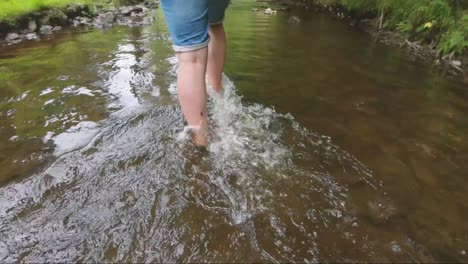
[0,0,467,262]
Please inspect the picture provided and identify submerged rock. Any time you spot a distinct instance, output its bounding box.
[367,199,398,224]
[288,15,301,23]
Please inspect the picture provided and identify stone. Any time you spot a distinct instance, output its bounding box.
[78,17,93,26]
[250,8,259,12]
[5,33,20,41]
[73,19,81,27]
[65,5,79,19]
[39,16,50,26]
[142,16,155,26]
[120,6,144,16]
[28,20,37,32]
[25,33,39,40]
[264,8,276,15]
[452,60,462,67]
[93,12,116,29]
[100,12,115,24]
[52,26,62,32]
[288,16,301,23]
[40,25,53,35]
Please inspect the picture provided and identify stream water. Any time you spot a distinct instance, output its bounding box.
[0,0,467,262]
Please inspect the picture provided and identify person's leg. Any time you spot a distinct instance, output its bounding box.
[160,0,210,146]
[207,0,230,94]
[177,48,208,146]
[207,24,226,94]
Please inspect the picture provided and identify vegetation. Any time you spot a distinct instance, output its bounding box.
[310,0,467,56]
[0,0,95,20]
[0,0,142,20]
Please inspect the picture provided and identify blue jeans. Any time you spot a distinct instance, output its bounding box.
[160,0,230,52]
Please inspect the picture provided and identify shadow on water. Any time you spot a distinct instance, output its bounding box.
[0,0,467,262]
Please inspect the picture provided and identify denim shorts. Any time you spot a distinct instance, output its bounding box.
[160,0,230,52]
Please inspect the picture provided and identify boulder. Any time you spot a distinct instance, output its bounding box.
[52,26,62,32]
[5,33,20,41]
[40,25,53,34]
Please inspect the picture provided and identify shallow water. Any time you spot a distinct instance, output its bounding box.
[1,1,468,262]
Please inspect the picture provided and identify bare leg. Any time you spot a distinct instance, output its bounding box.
[177,47,209,146]
[207,23,226,93]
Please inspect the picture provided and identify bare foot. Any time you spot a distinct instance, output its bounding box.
[192,129,208,147]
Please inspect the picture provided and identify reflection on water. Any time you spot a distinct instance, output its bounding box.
[0,0,468,262]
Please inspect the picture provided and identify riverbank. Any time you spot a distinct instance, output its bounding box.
[0,0,158,46]
[259,0,467,79]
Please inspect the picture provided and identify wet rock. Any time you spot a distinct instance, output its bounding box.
[5,33,21,41]
[25,33,39,40]
[40,25,53,35]
[264,8,277,15]
[120,6,144,16]
[288,16,301,23]
[251,8,259,12]
[52,26,62,32]
[28,20,37,32]
[367,199,398,224]
[77,16,93,26]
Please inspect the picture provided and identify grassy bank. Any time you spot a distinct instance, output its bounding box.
[309,0,467,57]
[0,0,95,20]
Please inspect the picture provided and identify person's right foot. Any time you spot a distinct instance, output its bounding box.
[192,129,208,147]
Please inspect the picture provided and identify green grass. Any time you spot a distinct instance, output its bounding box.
[0,0,94,20]
[310,0,468,56]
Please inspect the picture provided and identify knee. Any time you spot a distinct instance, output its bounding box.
[209,23,225,36]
